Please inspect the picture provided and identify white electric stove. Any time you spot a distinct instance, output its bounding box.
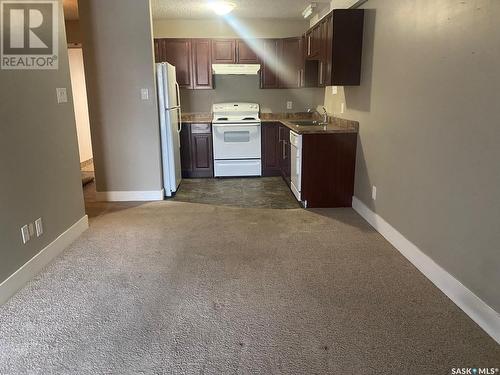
[212,103,262,177]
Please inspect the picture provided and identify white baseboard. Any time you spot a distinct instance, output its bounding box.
[95,189,164,202]
[352,197,500,344]
[0,215,89,306]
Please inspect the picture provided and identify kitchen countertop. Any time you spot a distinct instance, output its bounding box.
[181,113,212,123]
[181,112,359,134]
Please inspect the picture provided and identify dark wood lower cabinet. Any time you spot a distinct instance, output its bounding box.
[262,122,357,208]
[261,123,281,177]
[279,126,291,186]
[301,133,357,208]
[261,123,291,185]
[182,121,356,208]
[180,123,214,178]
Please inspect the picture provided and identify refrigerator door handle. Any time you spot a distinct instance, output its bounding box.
[177,107,182,133]
[175,82,181,108]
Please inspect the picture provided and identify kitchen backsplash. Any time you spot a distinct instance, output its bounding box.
[180,75,324,113]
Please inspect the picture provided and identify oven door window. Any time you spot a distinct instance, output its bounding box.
[224,130,250,143]
[213,124,261,160]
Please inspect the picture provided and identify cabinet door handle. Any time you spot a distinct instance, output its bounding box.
[319,61,323,85]
[297,70,301,87]
[308,36,311,56]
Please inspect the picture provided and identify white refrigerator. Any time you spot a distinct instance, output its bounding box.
[156,62,182,197]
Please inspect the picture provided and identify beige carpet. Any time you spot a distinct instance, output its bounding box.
[0,201,498,374]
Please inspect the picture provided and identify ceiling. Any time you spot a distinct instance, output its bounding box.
[63,0,327,21]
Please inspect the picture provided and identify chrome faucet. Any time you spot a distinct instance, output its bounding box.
[307,107,329,125]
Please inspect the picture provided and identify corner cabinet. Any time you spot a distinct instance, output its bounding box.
[260,37,303,89]
[280,37,303,89]
[261,122,291,185]
[260,39,281,89]
[180,123,214,178]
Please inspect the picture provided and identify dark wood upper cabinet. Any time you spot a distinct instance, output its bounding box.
[260,39,281,89]
[303,9,364,86]
[163,39,193,88]
[330,9,364,85]
[280,37,302,89]
[191,39,213,90]
[323,14,334,85]
[309,24,322,58]
[317,16,331,87]
[236,39,260,63]
[154,39,161,63]
[155,16,364,91]
[304,30,313,59]
[212,39,236,63]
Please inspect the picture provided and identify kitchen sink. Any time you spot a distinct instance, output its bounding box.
[290,120,327,126]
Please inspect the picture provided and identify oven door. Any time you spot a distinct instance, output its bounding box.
[212,123,261,160]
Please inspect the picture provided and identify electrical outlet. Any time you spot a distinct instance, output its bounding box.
[140,88,149,100]
[21,225,30,244]
[286,101,293,110]
[340,102,345,114]
[331,86,338,95]
[28,223,35,237]
[56,88,67,103]
[372,185,377,200]
[35,218,44,237]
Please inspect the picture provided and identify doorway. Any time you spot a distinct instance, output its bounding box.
[67,46,94,186]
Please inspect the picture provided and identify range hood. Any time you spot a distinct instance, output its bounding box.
[212,64,261,75]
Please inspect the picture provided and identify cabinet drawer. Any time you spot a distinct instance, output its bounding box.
[191,123,211,134]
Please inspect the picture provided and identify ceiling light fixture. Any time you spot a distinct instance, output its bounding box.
[302,2,317,19]
[209,1,236,16]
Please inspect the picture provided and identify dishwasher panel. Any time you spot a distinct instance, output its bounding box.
[289,131,302,202]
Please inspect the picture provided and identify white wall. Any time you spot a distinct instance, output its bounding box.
[153,18,308,38]
[79,0,163,194]
[68,48,93,163]
[324,0,500,312]
[0,2,85,284]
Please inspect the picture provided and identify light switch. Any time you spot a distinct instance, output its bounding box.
[56,88,67,103]
[21,225,30,244]
[35,218,43,237]
[141,88,149,100]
